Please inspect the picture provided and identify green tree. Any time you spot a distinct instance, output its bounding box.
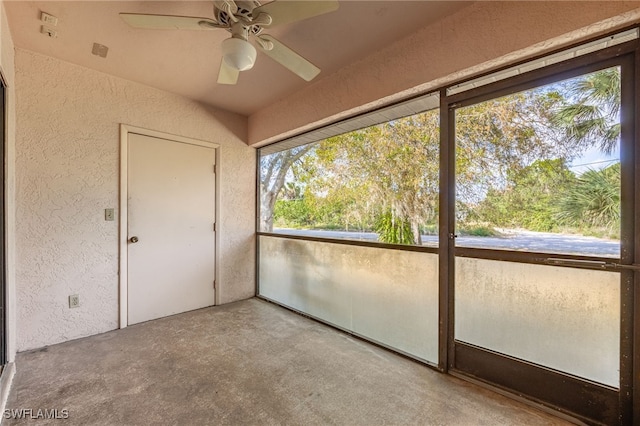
[455,90,572,226]
[375,211,414,244]
[474,159,575,232]
[262,71,612,241]
[308,110,440,245]
[556,162,620,233]
[273,199,312,228]
[260,145,313,231]
[553,68,620,154]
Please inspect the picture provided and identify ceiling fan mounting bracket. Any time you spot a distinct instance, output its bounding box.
[215,1,263,30]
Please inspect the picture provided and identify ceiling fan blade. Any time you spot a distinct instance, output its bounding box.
[217,60,240,85]
[120,13,218,30]
[257,35,320,82]
[253,0,339,28]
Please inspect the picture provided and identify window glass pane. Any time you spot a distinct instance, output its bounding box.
[259,106,440,246]
[455,67,621,257]
[259,235,439,364]
[455,257,620,387]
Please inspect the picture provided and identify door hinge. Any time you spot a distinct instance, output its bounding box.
[213,164,216,174]
[213,280,216,290]
[213,222,216,232]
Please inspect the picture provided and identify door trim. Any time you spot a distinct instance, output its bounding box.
[119,124,220,328]
[0,71,6,365]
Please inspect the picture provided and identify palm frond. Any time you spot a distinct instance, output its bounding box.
[553,68,621,155]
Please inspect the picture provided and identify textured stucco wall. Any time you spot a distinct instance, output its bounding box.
[15,49,255,351]
[248,1,640,146]
[0,2,16,363]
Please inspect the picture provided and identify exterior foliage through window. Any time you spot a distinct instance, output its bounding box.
[259,66,621,256]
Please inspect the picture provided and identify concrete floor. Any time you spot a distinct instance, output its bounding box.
[7,298,573,425]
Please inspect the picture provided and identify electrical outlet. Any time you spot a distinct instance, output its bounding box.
[40,26,57,38]
[91,43,109,58]
[69,294,80,308]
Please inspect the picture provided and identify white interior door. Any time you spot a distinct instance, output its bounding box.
[127,133,216,325]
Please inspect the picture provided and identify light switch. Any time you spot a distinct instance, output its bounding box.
[105,208,115,221]
[40,12,58,26]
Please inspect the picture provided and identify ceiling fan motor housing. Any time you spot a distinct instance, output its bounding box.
[216,0,264,36]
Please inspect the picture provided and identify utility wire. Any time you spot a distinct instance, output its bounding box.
[568,158,618,169]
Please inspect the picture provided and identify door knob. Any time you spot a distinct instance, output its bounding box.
[129,236,139,243]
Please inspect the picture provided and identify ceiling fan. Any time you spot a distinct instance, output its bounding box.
[120,0,339,85]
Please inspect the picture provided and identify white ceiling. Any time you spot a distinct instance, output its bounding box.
[5,1,473,116]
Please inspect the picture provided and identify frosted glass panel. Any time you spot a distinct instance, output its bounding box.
[259,236,439,364]
[455,258,619,387]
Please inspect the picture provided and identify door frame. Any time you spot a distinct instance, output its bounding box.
[119,124,220,328]
[441,42,638,424]
[0,70,6,365]
[440,40,640,424]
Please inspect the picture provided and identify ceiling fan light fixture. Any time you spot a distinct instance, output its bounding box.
[221,37,257,71]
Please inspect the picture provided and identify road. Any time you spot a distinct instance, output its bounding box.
[271,228,620,257]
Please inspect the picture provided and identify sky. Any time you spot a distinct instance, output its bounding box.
[569,145,619,176]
